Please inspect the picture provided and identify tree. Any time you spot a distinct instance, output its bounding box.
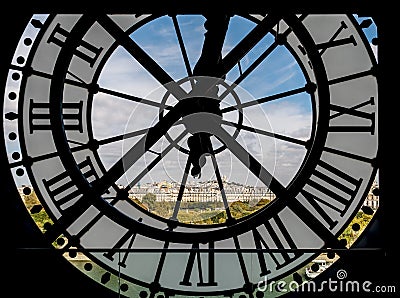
[142,193,157,211]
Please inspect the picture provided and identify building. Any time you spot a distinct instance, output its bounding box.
[363,180,379,210]
[129,179,276,203]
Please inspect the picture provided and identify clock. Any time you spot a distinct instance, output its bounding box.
[4,12,378,297]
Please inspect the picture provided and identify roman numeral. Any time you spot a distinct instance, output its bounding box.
[328,68,374,85]
[252,215,301,274]
[42,157,99,210]
[317,21,357,56]
[329,97,375,134]
[180,242,217,287]
[29,99,84,133]
[300,160,362,230]
[48,23,103,67]
[103,219,141,268]
[323,146,375,164]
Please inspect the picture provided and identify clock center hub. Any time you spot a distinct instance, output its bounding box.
[180,97,223,134]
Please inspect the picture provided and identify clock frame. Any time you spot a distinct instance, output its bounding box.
[3,8,385,298]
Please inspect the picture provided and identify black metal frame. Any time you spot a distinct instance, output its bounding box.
[3,2,395,298]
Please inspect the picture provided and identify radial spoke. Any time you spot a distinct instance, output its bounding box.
[219,14,282,77]
[230,41,278,88]
[221,120,308,147]
[228,15,302,87]
[170,156,192,221]
[210,154,233,221]
[96,120,183,147]
[97,15,187,100]
[221,85,308,113]
[213,125,287,198]
[9,151,59,168]
[218,16,299,103]
[97,127,150,146]
[68,139,85,146]
[98,86,173,110]
[80,98,186,197]
[171,15,193,78]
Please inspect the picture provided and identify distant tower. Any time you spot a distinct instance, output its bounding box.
[137,181,141,189]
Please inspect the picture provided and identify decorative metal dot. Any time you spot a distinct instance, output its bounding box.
[30,205,42,214]
[24,38,32,46]
[362,205,374,215]
[239,295,247,298]
[12,152,20,160]
[5,111,18,120]
[8,92,17,100]
[43,222,52,230]
[8,132,17,140]
[84,262,93,271]
[311,263,320,272]
[56,237,65,246]
[352,223,361,231]
[68,251,77,258]
[23,187,31,195]
[139,290,148,298]
[101,272,111,284]
[12,73,20,81]
[16,168,24,176]
[120,284,128,292]
[16,56,25,64]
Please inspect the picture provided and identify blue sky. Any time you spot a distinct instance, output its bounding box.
[97,15,314,186]
[5,14,378,187]
[97,14,378,186]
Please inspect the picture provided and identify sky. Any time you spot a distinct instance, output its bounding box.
[4,14,378,188]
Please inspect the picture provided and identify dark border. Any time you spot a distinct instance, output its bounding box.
[3,2,395,298]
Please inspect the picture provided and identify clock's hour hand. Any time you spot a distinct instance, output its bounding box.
[187,133,212,178]
[90,100,187,197]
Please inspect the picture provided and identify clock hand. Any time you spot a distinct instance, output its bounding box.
[90,100,187,197]
[179,110,287,200]
[193,13,230,78]
[187,133,212,178]
[97,15,188,100]
[124,129,187,192]
[183,13,229,178]
[92,12,231,199]
[212,124,287,199]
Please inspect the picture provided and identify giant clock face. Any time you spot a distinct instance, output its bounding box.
[4,13,378,297]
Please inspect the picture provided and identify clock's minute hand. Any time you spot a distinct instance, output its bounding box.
[186,13,230,177]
